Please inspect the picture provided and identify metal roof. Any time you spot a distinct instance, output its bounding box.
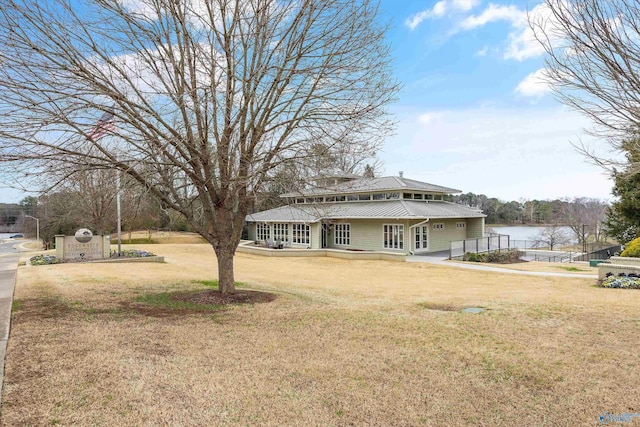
[281,176,461,198]
[246,200,485,223]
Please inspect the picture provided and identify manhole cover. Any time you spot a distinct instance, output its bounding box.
[461,307,485,314]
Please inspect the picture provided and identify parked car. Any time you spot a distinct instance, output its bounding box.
[9,234,23,239]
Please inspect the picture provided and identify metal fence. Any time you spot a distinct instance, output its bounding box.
[572,245,621,262]
[449,234,510,259]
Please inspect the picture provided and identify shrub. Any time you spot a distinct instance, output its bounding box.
[621,237,640,257]
[464,252,478,262]
[485,249,523,264]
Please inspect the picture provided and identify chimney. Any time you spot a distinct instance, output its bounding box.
[399,171,404,178]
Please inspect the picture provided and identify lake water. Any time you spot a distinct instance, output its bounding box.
[489,225,577,244]
[0,233,22,240]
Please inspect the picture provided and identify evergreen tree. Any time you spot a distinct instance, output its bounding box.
[604,140,640,244]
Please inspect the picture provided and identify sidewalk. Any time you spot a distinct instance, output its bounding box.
[407,254,599,279]
[0,254,19,405]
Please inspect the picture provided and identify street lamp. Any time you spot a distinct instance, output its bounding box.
[25,215,40,246]
[582,224,588,254]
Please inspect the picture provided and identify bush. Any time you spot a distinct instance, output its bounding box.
[464,249,523,264]
[621,237,640,257]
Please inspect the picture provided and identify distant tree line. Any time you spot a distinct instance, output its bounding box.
[447,193,609,247]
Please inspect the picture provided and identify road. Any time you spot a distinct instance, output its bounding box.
[0,239,22,257]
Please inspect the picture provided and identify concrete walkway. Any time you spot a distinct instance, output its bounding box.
[407,253,598,279]
[0,254,19,405]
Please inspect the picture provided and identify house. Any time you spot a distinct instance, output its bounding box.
[245,174,485,255]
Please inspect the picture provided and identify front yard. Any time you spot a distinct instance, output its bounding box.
[3,244,639,425]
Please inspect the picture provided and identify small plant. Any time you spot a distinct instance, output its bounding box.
[29,255,60,266]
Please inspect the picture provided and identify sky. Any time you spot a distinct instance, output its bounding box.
[0,0,615,204]
[376,0,615,202]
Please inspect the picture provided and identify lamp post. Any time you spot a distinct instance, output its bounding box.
[25,215,39,246]
[582,224,587,254]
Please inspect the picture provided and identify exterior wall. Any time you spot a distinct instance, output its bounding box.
[466,217,484,239]
[247,223,257,241]
[248,222,315,248]
[310,223,322,249]
[247,216,486,255]
[237,243,406,262]
[427,219,468,252]
[327,219,411,254]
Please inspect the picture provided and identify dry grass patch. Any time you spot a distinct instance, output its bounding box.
[4,244,640,425]
[115,230,206,244]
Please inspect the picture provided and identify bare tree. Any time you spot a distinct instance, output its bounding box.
[560,197,608,247]
[531,0,640,170]
[0,0,398,293]
[532,225,570,251]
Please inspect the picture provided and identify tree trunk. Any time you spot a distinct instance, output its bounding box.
[215,245,236,294]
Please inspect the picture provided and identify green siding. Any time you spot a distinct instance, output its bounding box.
[310,223,321,249]
[248,223,257,241]
[328,219,410,253]
[246,215,485,254]
[466,217,484,239]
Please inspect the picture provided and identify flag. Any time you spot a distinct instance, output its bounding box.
[87,107,115,140]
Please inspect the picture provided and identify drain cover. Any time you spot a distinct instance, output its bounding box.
[461,307,484,314]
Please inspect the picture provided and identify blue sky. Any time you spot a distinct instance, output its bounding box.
[378,0,614,202]
[0,0,614,203]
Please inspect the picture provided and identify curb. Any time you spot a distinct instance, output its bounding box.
[0,255,19,411]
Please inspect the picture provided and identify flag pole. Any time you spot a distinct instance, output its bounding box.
[117,170,122,256]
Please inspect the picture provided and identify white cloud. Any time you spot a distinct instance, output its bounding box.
[459,4,524,30]
[476,45,489,56]
[515,68,552,97]
[442,1,558,62]
[382,106,615,201]
[405,0,480,30]
[503,2,554,61]
[417,112,444,124]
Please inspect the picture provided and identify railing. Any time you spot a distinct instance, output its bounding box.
[572,245,621,262]
[449,234,510,259]
[530,253,574,263]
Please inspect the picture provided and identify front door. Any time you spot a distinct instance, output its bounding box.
[414,225,429,252]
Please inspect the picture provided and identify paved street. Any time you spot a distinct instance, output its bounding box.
[0,239,21,257]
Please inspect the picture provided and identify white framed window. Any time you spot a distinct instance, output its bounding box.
[334,223,350,246]
[415,226,428,249]
[256,223,270,241]
[456,222,466,229]
[433,223,445,230]
[292,224,310,244]
[273,223,289,242]
[383,224,404,250]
